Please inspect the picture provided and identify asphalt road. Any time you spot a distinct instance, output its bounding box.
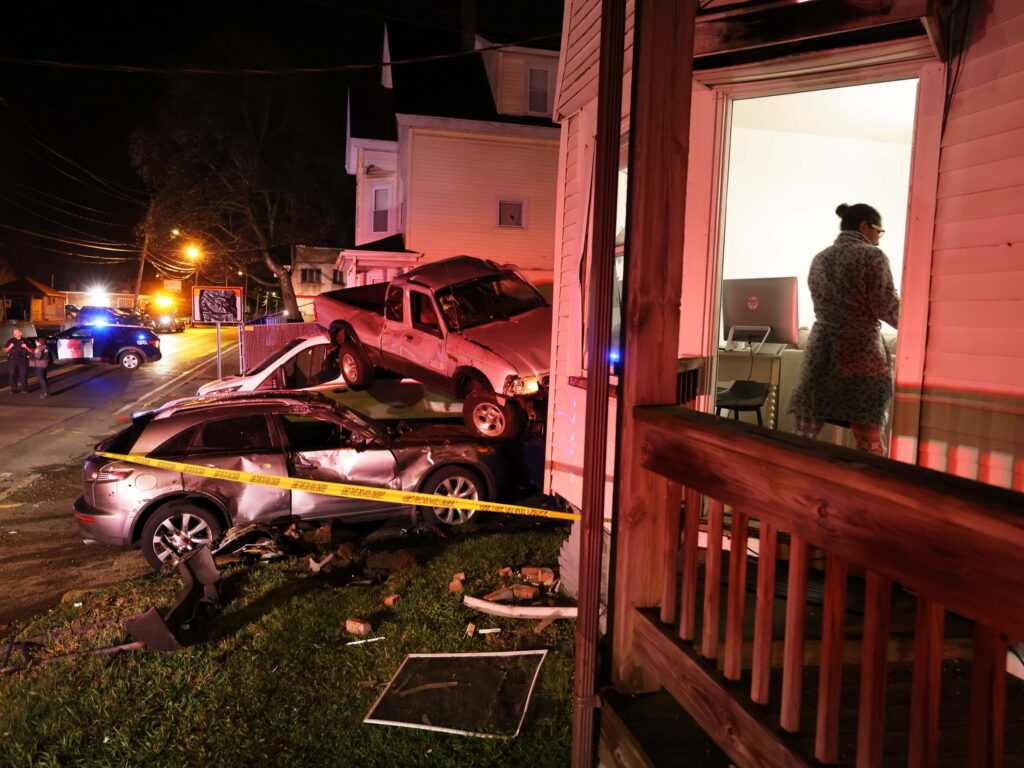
[0,326,241,632]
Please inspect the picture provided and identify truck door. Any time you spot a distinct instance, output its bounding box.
[379,285,410,376]
[398,290,449,390]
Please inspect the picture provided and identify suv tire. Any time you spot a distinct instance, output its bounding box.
[419,466,486,527]
[140,501,223,571]
[118,349,143,369]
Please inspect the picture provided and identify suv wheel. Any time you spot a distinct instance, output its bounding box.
[419,466,486,527]
[118,350,143,369]
[140,501,223,570]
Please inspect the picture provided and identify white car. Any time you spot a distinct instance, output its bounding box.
[198,335,340,396]
[197,335,462,420]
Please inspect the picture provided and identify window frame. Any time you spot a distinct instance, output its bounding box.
[371,184,391,234]
[299,268,322,284]
[497,199,527,229]
[525,66,552,116]
[409,290,444,338]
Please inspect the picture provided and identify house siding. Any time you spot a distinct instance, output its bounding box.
[920,0,1024,490]
[404,129,559,278]
[556,0,634,119]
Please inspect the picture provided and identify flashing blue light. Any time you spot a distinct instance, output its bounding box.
[89,319,108,327]
[137,334,149,341]
[609,350,621,363]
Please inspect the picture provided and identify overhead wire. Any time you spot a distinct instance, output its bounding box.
[0,193,136,245]
[3,177,133,219]
[0,222,138,252]
[2,183,134,226]
[0,34,561,76]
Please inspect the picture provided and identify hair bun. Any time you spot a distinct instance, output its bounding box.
[835,203,849,216]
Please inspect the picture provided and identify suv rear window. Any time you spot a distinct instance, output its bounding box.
[97,412,156,454]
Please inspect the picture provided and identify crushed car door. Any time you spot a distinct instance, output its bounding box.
[277,413,402,520]
[157,414,291,525]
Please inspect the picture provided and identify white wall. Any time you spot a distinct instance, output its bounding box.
[722,126,912,330]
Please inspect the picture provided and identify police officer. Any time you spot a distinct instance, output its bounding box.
[3,328,33,394]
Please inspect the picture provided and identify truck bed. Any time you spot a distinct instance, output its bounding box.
[317,283,388,314]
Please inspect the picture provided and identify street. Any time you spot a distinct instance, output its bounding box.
[0,326,241,631]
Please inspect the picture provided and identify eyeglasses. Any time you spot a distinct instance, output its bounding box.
[869,223,886,236]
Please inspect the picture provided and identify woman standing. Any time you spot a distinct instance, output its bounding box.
[29,339,51,398]
[788,203,900,456]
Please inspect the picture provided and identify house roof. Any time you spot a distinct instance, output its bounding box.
[347,21,556,144]
[0,277,64,297]
[346,233,416,253]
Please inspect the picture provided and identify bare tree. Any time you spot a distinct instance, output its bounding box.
[132,63,348,317]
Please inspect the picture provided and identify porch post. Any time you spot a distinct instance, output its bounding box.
[611,0,695,690]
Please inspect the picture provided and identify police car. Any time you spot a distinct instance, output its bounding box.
[47,324,162,369]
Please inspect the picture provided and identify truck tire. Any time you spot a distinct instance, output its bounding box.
[418,465,486,527]
[338,342,373,390]
[463,391,521,440]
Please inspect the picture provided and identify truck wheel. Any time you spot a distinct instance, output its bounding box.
[338,342,373,390]
[140,501,223,571]
[419,466,486,527]
[464,392,521,440]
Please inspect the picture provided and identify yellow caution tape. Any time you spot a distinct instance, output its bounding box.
[98,452,580,522]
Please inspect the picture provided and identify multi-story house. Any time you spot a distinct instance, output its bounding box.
[339,21,561,287]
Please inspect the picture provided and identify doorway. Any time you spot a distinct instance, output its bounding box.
[711,79,918,447]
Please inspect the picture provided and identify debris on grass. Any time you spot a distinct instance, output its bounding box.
[477,627,501,635]
[497,566,514,577]
[345,618,373,635]
[462,596,577,620]
[307,554,334,574]
[384,594,402,607]
[511,584,539,600]
[448,579,464,593]
[483,587,513,602]
[345,636,385,646]
[521,567,557,586]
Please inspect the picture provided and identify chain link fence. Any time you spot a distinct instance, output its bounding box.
[237,319,321,373]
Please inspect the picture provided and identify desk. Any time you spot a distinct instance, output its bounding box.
[716,350,783,428]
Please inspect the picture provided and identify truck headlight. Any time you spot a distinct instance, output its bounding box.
[504,375,540,396]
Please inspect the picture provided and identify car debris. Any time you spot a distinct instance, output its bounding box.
[477,627,502,635]
[462,595,578,621]
[307,553,334,574]
[1,545,222,673]
[211,522,291,564]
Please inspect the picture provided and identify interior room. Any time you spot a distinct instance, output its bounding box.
[713,78,918,443]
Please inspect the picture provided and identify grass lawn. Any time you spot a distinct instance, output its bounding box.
[0,527,574,767]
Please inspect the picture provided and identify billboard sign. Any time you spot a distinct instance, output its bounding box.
[192,286,243,324]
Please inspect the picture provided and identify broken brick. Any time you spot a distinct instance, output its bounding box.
[512,584,540,600]
[452,572,466,581]
[334,542,362,567]
[384,594,402,607]
[464,621,477,637]
[483,587,514,602]
[497,567,514,577]
[521,566,541,582]
[448,580,464,593]
[345,618,372,635]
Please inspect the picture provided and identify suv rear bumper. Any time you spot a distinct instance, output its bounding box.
[74,495,130,547]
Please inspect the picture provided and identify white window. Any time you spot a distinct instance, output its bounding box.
[498,199,526,228]
[299,268,321,284]
[372,186,390,233]
[527,67,551,115]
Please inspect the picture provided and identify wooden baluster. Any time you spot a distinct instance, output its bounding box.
[724,511,749,680]
[856,572,892,768]
[781,536,809,733]
[908,597,944,768]
[815,552,848,764]
[679,488,701,641]
[751,520,777,704]
[967,622,1007,768]
[701,499,724,660]
[660,488,684,625]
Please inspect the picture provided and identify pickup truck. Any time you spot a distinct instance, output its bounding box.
[313,256,551,440]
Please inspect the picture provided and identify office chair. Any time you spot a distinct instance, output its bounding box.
[715,380,770,425]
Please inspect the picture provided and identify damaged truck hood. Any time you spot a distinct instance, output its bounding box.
[458,305,552,375]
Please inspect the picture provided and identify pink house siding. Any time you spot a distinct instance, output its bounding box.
[404,129,559,279]
[919,0,1024,489]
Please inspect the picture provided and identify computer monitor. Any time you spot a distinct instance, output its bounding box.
[721,276,799,349]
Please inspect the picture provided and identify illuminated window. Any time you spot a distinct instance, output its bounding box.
[527,67,551,115]
[372,186,390,233]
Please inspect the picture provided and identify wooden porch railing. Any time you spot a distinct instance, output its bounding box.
[618,405,1024,767]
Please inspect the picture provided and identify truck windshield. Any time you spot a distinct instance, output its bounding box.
[435,272,547,331]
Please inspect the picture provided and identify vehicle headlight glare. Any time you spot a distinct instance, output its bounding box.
[506,376,540,396]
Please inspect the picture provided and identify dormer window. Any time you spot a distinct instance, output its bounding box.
[372,186,391,233]
[527,67,552,115]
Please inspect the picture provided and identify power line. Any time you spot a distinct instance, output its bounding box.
[0,193,135,245]
[0,34,560,76]
[2,184,134,226]
[4,177,134,219]
[0,222,139,252]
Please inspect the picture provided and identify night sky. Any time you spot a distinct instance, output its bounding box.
[0,0,563,291]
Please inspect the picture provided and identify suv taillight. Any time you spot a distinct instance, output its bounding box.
[94,466,134,483]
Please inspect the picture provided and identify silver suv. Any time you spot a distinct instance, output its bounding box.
[74,392,511,568]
